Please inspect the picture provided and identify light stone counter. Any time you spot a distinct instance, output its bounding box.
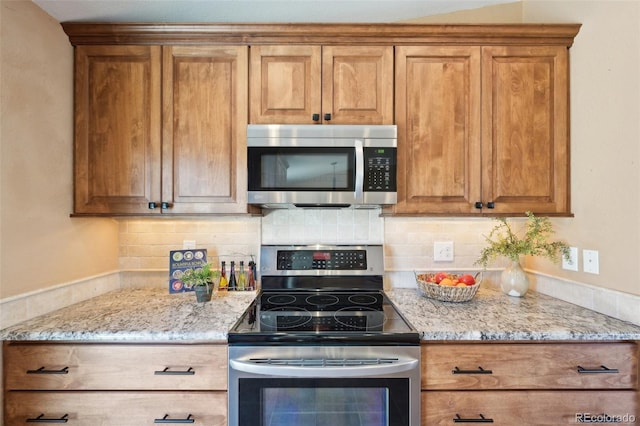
[387,286,640,341]
[0,288,256,342]
[2,286,640,342]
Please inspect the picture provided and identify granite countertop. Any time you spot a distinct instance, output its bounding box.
[387,287,640,341]
[2,286,640,342]
[0,288,256,343]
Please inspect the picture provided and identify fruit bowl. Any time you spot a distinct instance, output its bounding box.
[415,272,481,303]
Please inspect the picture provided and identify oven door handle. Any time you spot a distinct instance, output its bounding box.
[229,358,418,378]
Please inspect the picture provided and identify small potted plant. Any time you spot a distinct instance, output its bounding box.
[475,211,570,297]
[181,263,220,303]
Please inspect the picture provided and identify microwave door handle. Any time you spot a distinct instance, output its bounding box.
[354,139,364,202]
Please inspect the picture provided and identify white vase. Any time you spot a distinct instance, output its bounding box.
[500,260,529,297]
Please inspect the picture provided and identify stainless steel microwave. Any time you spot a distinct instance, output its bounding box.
[247,124,397,208]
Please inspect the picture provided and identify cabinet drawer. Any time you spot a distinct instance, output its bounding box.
[4,391,226,426]
[4,343,227,390]
[423,390,638,425]
[422,343,638,390]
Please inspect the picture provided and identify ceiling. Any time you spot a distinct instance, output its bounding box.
[32,0,514,23]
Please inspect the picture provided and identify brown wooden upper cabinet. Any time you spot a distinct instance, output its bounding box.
[249,45,394,124]
[64,23,580,217]
[391,45,571,216]
[73,44,251,215]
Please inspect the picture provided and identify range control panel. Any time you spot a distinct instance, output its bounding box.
[277,250,367,270]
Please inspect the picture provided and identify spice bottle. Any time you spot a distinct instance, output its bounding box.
[228,261,237,291]
[237,261,246,291]
[219,261,228,291]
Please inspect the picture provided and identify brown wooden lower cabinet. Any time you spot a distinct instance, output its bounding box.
[421,342,639,425]
[423,390,637,425]
[2,342,228,425]
[5,391,226,426]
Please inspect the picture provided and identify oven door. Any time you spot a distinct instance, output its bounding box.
[228,346,420,426]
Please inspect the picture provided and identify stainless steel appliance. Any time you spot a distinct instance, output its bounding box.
[228,245,420,426]
[247,125,397,208]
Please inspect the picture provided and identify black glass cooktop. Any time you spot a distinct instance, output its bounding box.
[228,290,420,345]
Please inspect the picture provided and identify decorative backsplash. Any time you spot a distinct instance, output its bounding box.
[4,212,639,329]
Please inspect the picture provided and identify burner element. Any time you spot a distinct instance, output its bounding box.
[348,293,380,306]
[305,294,339,307]
[265,294,296,305]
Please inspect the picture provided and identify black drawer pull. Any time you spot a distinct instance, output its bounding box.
[454,414,494,423]
[154,367,195,376]
[154,414,194,424]
[27,414,69,423]
[452,366,493,375]
[577,365,619,374]
[26,366,69,375]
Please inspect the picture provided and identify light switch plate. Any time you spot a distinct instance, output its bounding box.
[183,240,196,250]
[583,249,599,274]
[562,246,579,271]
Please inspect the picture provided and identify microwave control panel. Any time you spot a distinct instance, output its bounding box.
[364,147,396,192]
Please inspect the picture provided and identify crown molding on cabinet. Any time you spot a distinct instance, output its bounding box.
[61,22,582,47]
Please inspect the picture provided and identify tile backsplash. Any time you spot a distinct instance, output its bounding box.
[261,208,384,245]
[3,211,639,329]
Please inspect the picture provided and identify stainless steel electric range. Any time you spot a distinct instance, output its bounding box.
[228,244,420,426]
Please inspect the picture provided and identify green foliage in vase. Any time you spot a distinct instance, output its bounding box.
[182,263,220,287]
[475,212,571,268]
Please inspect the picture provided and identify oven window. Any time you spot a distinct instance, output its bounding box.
[263,387,388,425]
[239,378,409,426]
[249,147,355,191]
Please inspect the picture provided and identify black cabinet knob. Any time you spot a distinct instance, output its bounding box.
[148,202,157,209]
[312,113,320,122]
[474,202,483,209]
[324,113,332,121]
[161,202,171,209]
[487,201,495,209]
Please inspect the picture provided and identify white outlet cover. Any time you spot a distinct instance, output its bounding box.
[583,249,599,274]
[183,240,196,249]
[562,246,579,271]
[434,241,454,262]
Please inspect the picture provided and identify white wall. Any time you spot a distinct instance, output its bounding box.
[0,1,120,302]
[2,0,639,329]
[521,1,640,295]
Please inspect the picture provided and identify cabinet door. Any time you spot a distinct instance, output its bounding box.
[392,46,481,215]
[250,45,322,124]
[481,45,570,215]
[74,45,162,214]
[422,343,638,390]
[423,390,637,425]
[322,46,393,124]
[4,343,228,391]
[5,391,226,426]
[163,46,250,214]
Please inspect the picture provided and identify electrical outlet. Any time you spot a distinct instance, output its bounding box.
[183,240,196,250]
[434,241,454,262]
[562,246,579,271]
[583,249,599,274]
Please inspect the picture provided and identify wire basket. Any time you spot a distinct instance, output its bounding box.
[415,272,481,303]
